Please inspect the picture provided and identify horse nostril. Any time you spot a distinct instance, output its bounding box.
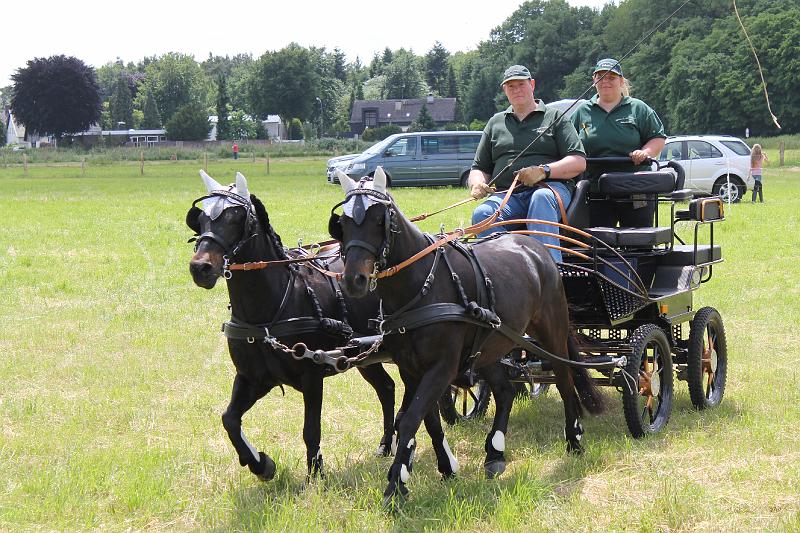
[354,273,368,288]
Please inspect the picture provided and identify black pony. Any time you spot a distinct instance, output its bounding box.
[187,171,396,481]
[329,168,605,503]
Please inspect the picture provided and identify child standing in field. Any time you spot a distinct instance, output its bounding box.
[232,142,239,160]
[750,144,768,203]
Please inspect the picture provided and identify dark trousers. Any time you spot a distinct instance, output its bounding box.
[589,199,656,227]
[751,181,763,202]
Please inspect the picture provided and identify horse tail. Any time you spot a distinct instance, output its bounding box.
[568,333,606,415]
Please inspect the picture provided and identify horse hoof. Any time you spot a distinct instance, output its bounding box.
[567,442,585,455]
[484,460,506,479]
[441,471,457,481]
[375,443,393,457]
[249,452,276,481]
[381,483,409,510]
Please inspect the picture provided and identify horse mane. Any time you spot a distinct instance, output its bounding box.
[249,194,289,260]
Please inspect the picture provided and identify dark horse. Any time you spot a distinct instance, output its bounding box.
[329,168,605,503]
[187,170,396,480]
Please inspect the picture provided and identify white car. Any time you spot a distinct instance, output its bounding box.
[659,135,753,202]
[326,153,360,183]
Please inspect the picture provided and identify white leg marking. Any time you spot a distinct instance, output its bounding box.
[491,430,506,452]
[400,464,410,483]
[441,437,459,473]
[390,434,398,456]
[240,428,259,462]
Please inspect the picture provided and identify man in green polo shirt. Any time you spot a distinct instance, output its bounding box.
[570,58,666,227]
[469,64,586,262]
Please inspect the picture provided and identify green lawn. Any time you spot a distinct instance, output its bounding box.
[1,159,798,531]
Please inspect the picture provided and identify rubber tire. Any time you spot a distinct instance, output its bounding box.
[712,177,744,203]
[439,380,491,425]
[622,324,674,438]
[687,307,728,409]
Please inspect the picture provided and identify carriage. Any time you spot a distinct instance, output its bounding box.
[440,157,728,437]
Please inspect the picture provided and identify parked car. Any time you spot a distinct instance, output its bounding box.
[659,135,753,202]
[329,131,483,187]
[546,98,587,118]
[326,153,360,183]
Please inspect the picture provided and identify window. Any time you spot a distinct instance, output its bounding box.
[459,135,481,154]
[364,109,377,128]
[422,136,459,155]
[385,137,415,157]
[660,142,683,160]
[687,140,722,159]
[720,140,751,156]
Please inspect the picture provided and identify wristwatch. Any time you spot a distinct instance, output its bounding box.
[540,164,551,179]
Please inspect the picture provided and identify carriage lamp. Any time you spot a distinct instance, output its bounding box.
[659,304,669,315]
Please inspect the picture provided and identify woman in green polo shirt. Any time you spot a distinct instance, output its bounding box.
[571,59,666,227]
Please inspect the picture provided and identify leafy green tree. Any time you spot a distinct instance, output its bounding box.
[215,75,231,140]
[227,110,258,139]
[109,74,134,129]
[164,102,210,140]
[410,104,436,131]
[425,42,450,96]
[332,48,348,82]
[141,88,162,129]
[11,55,102,139]
[0,85,13,108]
[287,118,304,140]
[446,65,458,99]
[0,119,6,146]
[248,43,321,127]
[143,52,210,124]
[383,50,425,99]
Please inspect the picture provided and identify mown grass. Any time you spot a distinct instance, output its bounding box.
[1,158,799,531]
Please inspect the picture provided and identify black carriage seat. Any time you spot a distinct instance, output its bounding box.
[584,170,678,248]
[660,244,721,266]
[564,178,591,229]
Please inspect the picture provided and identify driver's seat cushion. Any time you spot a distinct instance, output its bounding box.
[587,226,672,247]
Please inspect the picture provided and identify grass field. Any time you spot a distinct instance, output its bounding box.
[1,158,799,531]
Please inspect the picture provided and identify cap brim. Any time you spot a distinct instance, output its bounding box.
[501,76,531,86]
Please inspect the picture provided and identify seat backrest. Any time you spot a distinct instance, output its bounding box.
[597,171,676,196]
[565,179,591,229]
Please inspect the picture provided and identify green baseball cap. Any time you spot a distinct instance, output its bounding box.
[501,65,532,86]
[593,58,623,77]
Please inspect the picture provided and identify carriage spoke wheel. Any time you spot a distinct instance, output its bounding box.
[439,380,491,425]
[687,307,728,409]
[622,324,674,438]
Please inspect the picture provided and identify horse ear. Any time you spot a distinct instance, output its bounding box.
[186,206,202,234]
[328,213,343,242]
[337,170,357,194]
[200,169,223,193]
[235,172,250,200]
[373,166,387,193]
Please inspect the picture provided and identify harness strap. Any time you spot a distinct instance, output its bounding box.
[539,182,569,226]
[223,316,353,342]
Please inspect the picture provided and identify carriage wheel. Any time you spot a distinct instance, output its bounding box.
[439,380,491,425]
[687,307,728,409]
[514,381,550,400]
[622,324,674,438]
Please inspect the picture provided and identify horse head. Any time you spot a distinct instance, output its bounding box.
[187,170,257,289]
[329,167,395,298]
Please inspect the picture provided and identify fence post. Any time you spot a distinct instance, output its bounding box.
[266,153,270,174]
[204,152,208,172]
[140,151,144,175]
[23,153,28,174]
[779,141,785,167]
[81,157,86,176]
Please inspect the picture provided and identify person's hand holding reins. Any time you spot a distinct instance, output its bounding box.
[515,165,546,187]
[470,182,494,200]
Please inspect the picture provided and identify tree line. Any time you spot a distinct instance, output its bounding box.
[3,0,797,144]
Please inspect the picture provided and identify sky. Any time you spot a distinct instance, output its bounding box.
[0,0,612,87]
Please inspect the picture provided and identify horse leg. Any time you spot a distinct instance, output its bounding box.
[479,363,516,478]
[357,364,396,456]
[301,372,325,479]
[221,374,276,481]
[422,408,458,480]
[384,360,456,505]
[552,361,584,454]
